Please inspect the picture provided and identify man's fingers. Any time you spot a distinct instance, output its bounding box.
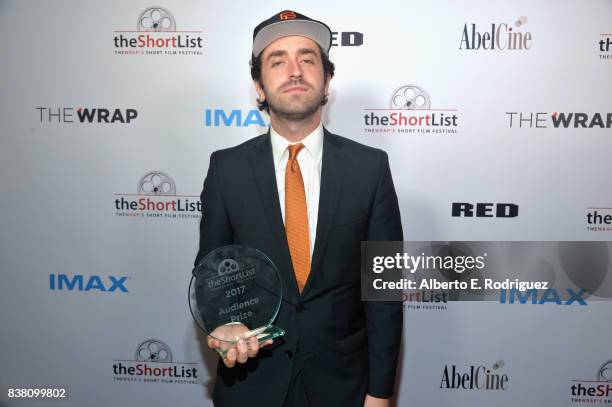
[246,337,259,358]
[216,336,274,368]
[236,340,248,364]
[207,336,219,349]
[223,347,237,368]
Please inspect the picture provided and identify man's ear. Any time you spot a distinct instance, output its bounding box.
[324,74,332,97]
[254,80,266,103]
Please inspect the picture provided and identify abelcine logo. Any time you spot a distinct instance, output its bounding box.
[460,16,532,51]
[113,339,199,385]
[363,85,459,135]
[114,171,201,219]
[440,360,509,391]
[113,7,204,56]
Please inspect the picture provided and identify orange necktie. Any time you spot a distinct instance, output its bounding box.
[285,143,311,293]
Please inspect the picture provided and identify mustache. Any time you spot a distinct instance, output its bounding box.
[280,79,312,90]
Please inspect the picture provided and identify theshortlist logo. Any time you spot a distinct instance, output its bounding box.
[403,289,448,311]
[113,339,199,385]
[35,107,138,124]
[506,112,612,129]
[570,359,612,405]
[113,7,204,56]
[440,360,509,391]
[587,208,612,232]
[452,203,518,218]
[363,84,459,135]
[599,34,611,60]
[114,171,202,219]
[460,16,532,51]
[49,274,129,293]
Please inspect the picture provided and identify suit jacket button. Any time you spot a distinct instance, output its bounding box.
[284,350,293,358]
[296,303,305,312]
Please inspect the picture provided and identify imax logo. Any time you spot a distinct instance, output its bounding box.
[49,274,129,292]
[204,109,269,127]
[499,288,586,305]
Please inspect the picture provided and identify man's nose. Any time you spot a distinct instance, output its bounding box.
[288,58,303,80]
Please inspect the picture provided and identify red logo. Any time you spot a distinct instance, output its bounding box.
[280,11,297,21]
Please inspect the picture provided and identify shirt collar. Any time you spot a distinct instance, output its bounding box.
[270,123,324,169]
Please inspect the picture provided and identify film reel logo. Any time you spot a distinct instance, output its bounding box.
[599,360,612,382]
[218,259,240,276]
[138,7,176,32]
[138,171,176,196]
[390,85,431,110]
[135,339,173,362]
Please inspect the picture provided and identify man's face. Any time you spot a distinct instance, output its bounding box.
[255,35,330,121]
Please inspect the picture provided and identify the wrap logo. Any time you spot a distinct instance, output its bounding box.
[506,112,612,129]
[363,84,459,135]
[460,17,532,51]
[35,107,138,124]
[113,7,203,56]
[112,339,199,385]
[114,171,202,220]
[49,274,129,293]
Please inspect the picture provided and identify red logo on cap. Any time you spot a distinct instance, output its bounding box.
[280,11,297,20]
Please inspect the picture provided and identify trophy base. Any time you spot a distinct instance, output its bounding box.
[214,324,285,358]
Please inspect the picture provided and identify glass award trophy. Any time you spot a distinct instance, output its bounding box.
[189,245,285,357]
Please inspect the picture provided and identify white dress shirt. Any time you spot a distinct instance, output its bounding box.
[270,124,323,257]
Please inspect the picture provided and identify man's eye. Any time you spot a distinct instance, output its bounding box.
[302,59,314,64]
[271,61,284,67]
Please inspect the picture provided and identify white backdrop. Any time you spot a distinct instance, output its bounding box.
[1,0,611,406]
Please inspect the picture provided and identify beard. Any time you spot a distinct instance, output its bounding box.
[263,79,326,122]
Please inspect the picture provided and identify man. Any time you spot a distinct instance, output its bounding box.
[195,10,403,407]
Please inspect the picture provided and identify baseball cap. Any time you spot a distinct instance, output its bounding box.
[252,10,332,57]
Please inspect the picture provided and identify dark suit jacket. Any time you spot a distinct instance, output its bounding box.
[195,127,403,407]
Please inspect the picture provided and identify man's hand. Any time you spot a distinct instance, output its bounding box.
[364,394,390,407]
[206,324,273,368]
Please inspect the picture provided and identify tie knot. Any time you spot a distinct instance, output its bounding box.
[288,143,305,161]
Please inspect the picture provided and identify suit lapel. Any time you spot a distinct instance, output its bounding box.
[301,129,345,297]
[248,133,300,302]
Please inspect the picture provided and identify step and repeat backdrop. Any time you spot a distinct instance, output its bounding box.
[1,0,611,406]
